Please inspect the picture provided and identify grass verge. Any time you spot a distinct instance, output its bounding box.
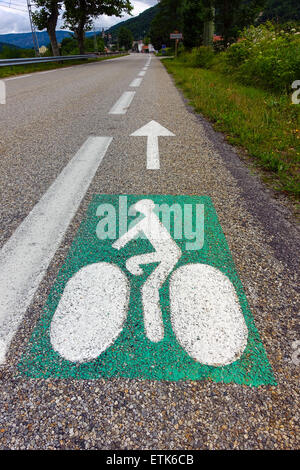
[0,54,128,79]
[164,59,300,202]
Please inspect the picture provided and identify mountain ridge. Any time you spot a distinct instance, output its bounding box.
[0,4,159,49]
[106,4,159,40]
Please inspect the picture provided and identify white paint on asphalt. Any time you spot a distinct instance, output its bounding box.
[113,199,181,343]
[131,120,175,170]
[4,74,32,81]
[0,136,113,364]
[0,80,5,104]
[109,91,136,115]
[170,264,248,366]
[130,78,143,87]
[50,262,129,362]
[138,71,146,77]
[39,70,58,74]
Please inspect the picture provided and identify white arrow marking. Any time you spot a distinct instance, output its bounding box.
[0,136,112,364]
[131,120,175,170]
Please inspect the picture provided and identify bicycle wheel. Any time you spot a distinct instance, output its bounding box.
[50,262,129,363]
[169,263,248,366]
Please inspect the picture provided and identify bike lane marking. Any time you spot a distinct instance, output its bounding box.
[19,194,275,386]
[0,137,113,364]
[109,91,136,115]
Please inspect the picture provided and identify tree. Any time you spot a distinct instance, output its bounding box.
[182,0,205,49]
[180,0,268,48]
[150,0,184,50]
[260,0,300,22]
[63,0,133,54]
[214,0,267,44]
[118,27,133,50]
[32,1,62,56]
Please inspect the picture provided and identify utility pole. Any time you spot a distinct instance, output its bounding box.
[27,0,40,56]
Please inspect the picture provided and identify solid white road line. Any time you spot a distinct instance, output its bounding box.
[39,70,58,74]
[130,78,143,87]
[4,74,32,81]
[109,91,136,115]
[0,136,113,364]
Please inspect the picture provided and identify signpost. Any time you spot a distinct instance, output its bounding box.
[170,32,183,57]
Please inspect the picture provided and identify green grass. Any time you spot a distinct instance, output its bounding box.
[0,54,128,79]
[164,59,300,201]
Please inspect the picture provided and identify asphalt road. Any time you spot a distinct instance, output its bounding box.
[0,53,299,450]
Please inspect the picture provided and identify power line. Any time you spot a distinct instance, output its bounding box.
[0,1,39,13]
[0,2,27,12]
[26,0,40,55]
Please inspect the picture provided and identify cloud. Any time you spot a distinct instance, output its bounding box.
[0,1,158,35]
[0,8,30,34]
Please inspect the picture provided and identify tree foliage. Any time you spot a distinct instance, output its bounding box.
[182,1,205,48]
[107,4,159,41]
[260,0,300,23]
[32,1,62,56]
[118,27,133,50]
[150,0,273,50]
[150,0,184,50]
[63,0,132,53]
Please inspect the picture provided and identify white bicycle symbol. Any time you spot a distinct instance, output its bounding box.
[50,199,248,367]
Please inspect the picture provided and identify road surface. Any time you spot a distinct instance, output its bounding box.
[0,54,299,450]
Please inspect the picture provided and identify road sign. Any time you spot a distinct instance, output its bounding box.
[170,33,183,39]
[19,195,275,386]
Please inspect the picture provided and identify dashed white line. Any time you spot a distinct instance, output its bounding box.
[138,71,146,77]
[130,77,143,87]
[109,91,136,115]
[0,136,113,364]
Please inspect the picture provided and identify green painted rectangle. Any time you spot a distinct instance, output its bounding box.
[19,195,276,386]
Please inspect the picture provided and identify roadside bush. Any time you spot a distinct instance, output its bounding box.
[175,23,300,93]
[157,47,173,56]
[179,46,215,68]
[221,23,300,92]
[0,46,35,59]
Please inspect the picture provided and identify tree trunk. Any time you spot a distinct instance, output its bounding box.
[77,27,86,55]
[47,5,60,56]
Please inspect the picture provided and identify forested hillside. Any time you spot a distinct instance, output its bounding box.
[106,4,159,40]
[0,41,20,52]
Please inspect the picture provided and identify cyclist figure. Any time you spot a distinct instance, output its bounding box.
[113,199,182,342]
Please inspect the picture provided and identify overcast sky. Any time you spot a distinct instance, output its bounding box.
[0,1,158,35]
